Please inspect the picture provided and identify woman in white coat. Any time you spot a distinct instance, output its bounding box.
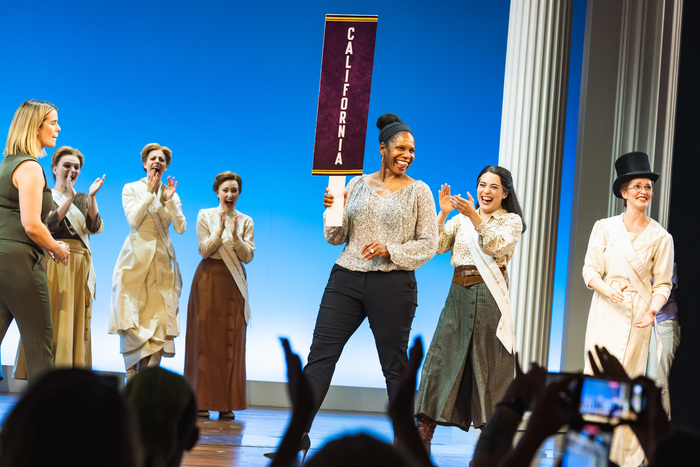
[110,143,186,378]
[583,151,674,467]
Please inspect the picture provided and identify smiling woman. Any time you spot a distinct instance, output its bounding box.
[0,99,70,381]
[415,165,525,455]
[14,146,105,379]
[582,151,674,467]
[263,113,439,459]
[184,171,254,421]
[109,142,186,379]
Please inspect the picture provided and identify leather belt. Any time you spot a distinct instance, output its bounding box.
[451,265,506,288]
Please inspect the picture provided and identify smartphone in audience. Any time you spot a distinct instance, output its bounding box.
[560,420,613,467]
[579,376,647,422]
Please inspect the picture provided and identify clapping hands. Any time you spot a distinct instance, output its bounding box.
[88,175,105,198]
[163,176,177,200]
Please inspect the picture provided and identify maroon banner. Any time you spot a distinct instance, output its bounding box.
[312,14,378,176]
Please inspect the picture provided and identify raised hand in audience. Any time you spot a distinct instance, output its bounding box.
[589,345,672,463]
[628,376,670,463]
[472,355,546,466]
[388,337,433,467]
[497,374,580,467]
[269,338,313,467]
[587,344,628,379]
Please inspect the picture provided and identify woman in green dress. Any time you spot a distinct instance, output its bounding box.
[0,99,71,381]
[414,166,525,455]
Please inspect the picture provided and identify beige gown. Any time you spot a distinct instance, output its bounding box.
[109,179,186,369]
[582,214,673,467]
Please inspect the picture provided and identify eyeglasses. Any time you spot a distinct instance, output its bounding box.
[626,184,653,193]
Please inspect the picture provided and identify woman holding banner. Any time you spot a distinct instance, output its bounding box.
[266,113,437,458]
[14,146,104,379]
[582,151,673,467]
[414,165,524,455]
[109,143,186,379]
[184,171,254,420]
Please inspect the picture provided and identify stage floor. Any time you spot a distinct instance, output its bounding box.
[0,394,563,466]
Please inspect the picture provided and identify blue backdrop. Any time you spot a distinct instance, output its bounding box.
[1,0,585,387]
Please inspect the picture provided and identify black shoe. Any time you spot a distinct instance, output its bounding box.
[299,434,311,463]
[263,434,311,463]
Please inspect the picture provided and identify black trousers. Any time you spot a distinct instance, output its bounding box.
[303,264,418,431]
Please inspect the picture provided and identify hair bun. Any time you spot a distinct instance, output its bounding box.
[376,113,403,130]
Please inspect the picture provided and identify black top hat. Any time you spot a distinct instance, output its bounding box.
[612,151,659,199]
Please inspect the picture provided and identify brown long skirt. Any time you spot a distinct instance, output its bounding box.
[184,258,247,411]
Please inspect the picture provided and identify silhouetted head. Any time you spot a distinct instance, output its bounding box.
[124,367,199,467]
[0,369,142,467]
[305,433,421,467]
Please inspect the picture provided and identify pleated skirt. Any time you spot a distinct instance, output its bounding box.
[415,282,514,431]
[184,258,248,411]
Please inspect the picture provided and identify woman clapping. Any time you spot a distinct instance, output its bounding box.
[185,171,254,420]
[110,143,186,379]
[415,166,524,454]
[14,146,104,378]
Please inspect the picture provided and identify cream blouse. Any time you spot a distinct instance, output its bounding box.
[196,207,254,263]
[438,208,522,267]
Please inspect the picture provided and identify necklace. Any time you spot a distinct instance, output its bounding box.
[373,174,405,196]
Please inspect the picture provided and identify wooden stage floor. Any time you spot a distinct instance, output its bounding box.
[0,394,563,466]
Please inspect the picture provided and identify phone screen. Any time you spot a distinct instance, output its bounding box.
[579,377,639,422]
[561,422,612,467]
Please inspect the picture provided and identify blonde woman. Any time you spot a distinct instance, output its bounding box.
[0,100,70,381]
[110,143,186,378]
[185,171,254,420]
[14,146,104,378]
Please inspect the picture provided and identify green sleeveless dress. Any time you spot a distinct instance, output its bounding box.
[0,153,55,381]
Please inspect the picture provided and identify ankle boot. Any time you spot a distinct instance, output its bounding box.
[415,414,437,455]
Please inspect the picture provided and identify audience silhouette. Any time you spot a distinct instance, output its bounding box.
[124,366,200,467]
[0,369,141,467]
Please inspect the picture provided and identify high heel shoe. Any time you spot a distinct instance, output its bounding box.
[263,433,311,464]
[299,433,311,463]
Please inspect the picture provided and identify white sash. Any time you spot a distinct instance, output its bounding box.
[604,216,662,360]
[204,209,251,324]
[459,216,515,353]
[605,217,653,306]
[148,192,182,295]
[52,189,98,299]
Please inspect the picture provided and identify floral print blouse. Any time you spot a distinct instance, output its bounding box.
[324,175,438,272]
